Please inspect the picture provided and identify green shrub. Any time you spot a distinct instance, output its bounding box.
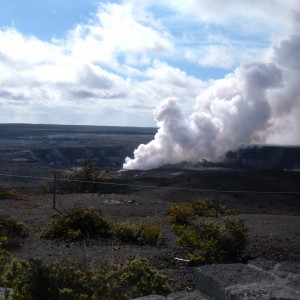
[168,203,195,225]
[0,237,10,274]
[192,199,231,217]
[0,257,170,300]
[0,216,29,250]
[172,222,221,262]
[113,223,161,245]
[221,218,249,261]
[42,206,111,241]
[138,223,161,246]
[172,217,249,263]
[43,206,161,246]
[168,198,230,225]
[113,222,139,243]
[97,258,169,299]
[49,259,94,299]
[1,257,51,300]
[0,247,9,264]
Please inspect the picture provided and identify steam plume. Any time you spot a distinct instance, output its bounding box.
[123,31,300,170]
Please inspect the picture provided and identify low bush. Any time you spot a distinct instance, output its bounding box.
[138,223,161,246]
[113,222,139,243]
[43,206,162,246]
[221,217,249,261]
[99,258,169,299]
[0,257,170,300]
[0,237,10,274]
[113,223,161,245]
[172,217,249,263]
[168,203,195,225]
[0,216,29,249]
[168,198,230,225]
[192,198,231,217]
[1,257,51,300]
[42,206,111,241]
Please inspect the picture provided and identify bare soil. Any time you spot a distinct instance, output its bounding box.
[1,185,300,292]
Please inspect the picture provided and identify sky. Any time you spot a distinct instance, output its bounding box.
[0,0,298,129]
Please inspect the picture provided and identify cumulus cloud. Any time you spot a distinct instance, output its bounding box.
[0,0,299,131]
[163,0,297,73]
[164,0,296,29]
[0,1,177,125]
[65,1,173,68]
[185,46,235,69]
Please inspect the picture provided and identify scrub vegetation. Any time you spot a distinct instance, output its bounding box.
[42,205,161,245]
[0,257,169,300]
[168,198,231,225]
[172,217,249,263]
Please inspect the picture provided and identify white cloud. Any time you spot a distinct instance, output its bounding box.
[164,0,296,31]
[185,46,235,69]
[65,2,173,68]
[0,0,299,130]
[128,60,208,111]
[0,28,62,66]
[0,1,178,126]
[156,0,296,73]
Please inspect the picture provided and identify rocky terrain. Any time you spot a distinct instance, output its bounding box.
[0,124,300,296]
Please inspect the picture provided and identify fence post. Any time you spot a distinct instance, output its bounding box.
[52,172,57,210]
[215,184,220,218]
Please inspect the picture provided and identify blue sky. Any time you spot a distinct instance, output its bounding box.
[0,0,98,39]
[0,0,297,128]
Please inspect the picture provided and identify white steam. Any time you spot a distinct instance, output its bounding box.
[123,31,300,170]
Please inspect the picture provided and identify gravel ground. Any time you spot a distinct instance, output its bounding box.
[1,192,300,292]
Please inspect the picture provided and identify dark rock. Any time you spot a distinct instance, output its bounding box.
[278,262,300,274]
[248,258,277,271]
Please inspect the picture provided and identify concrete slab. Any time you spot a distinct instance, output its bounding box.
[132,291,208,300]
[193,260,300,300]
[193,264,274,299]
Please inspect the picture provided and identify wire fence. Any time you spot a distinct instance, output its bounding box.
[1,172,300,216]
[1,173,300,194]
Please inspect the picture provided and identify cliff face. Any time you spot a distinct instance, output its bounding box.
[24,146,132,168]
[225,146,300,170]
[7,144,300,171]
[1,125,299,171]
[0,124,156,175]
